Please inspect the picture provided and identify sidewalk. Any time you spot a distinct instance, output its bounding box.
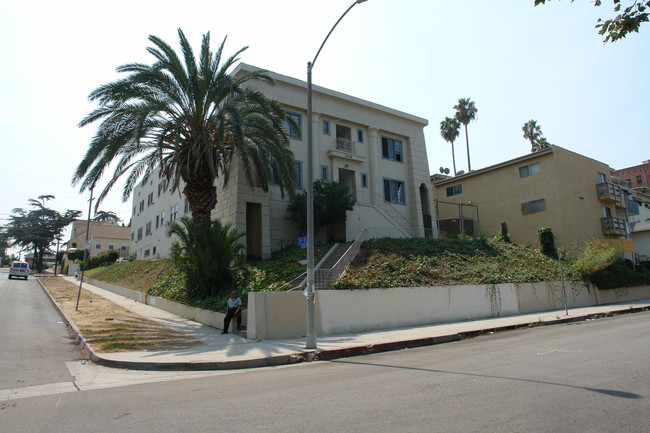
[44,276,650,371]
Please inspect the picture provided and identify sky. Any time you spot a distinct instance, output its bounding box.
[1,0,648,252]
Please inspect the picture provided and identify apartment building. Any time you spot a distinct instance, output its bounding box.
[67,219,131,258]
[432,145,629,254]
[614,159,650,191]
[129,63,435,260]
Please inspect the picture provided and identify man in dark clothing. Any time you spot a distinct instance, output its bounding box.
[222,291,242,334]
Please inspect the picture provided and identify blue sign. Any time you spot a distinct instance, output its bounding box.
[297,236,308,248]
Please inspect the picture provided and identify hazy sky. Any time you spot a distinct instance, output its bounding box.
[1,0,648,246]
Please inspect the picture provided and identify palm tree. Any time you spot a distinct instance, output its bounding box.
[522,119,542,152]
[167,216,245,298]
[93,210,120,223]
[73,28,297,226]
[440,117,461,176]
[454,98,478,172]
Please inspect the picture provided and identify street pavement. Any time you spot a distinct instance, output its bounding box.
[43,275,650,371]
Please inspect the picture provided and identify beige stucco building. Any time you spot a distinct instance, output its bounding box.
[130,63,435,260]
[432,145,629,254]
[68,219,131,259]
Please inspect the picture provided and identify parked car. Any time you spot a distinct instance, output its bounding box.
[8,261,30,280]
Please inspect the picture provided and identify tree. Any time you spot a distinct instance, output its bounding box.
[93,210,121,223]
[167,217,245,299]
[522,119,552,153]
[534,0,650,43]
[287,180,356,238]
[5,197,81,272]
[453,98,478,172]
[73,28,297,227]
[440,117,461,176]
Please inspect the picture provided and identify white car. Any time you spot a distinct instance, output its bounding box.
[8,261,30,280]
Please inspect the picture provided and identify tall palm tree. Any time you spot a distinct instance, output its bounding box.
[73,28,296,226]
[93,210,120,223]
[440,117,461,176]
[522,119,551,153]
[454,98,478,172]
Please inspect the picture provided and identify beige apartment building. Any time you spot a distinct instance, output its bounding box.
[130,63,435,260]
[432,145,629,254]
[68,219,131,259]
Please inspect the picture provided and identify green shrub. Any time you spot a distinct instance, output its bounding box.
[538,227,556,257]
[573,239,620,276]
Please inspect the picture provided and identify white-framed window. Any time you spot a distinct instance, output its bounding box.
[160,211,165,226]
[323,119,330,135]
[144,249,150,257]
[147,192,154,205]
[361,173,368,188]
[446,184,462,197]
[170,205,178,221]
[155,215,159,229]
[598,172,607,183]
[95,241,101,249]
[108,242,115,250]
[519,162,541,178]
[145,221,152,236]
[137,228,143,241]
[283,111,302,140]
[152,247,157,255]
[121,242,127,250]
[381,136,403,162]
[139,200,145,212]
[357,128,364,143]
[383,178,406,204]
[522,199,546,215]
[321,165,329,181]
[294,161,303,189]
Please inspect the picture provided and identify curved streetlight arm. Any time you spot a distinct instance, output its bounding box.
[310,0,368,70]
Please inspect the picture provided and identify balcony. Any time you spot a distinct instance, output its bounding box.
[327,137,364,163]
[596,182,625,208]
[601,216,627,236]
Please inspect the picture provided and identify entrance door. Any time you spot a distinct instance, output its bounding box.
[246,202,262,260]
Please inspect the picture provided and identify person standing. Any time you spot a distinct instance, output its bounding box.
[222,291,242,334]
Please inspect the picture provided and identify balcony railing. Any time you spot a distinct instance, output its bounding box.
[336,137,356,153]
[596,182,625,208]
[601,216,627,236]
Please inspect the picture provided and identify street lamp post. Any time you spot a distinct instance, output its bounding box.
[306,0,368,349]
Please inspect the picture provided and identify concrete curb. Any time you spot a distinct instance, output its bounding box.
[36,277,650,371]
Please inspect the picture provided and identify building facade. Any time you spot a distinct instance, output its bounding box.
[614,159,650,191]
[129,64,435,260]
[68,219,131,259]
[432,145,629,254]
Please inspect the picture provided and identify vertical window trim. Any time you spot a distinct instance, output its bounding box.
[294,160,303,189]
[322,119,330,135]
[321,165,329,181]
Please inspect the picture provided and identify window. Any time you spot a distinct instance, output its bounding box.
[283,111,302,140]
[139,200,145,212]
[294,161,303,189]
[361,173,368,188]
[95,241,101,250]
[446,184,462,197]
[637,175,643,186]
[184,199,190,214]
[152,247,157,255]
[170,205,178,221]
[147,192,154,206]
[121,242,127,250]
[144,249,150,257]
[108,242,114,250]
[137,227,143,241]
[598,172,607,183]
[383,178,406,204]
[323,119,330,135]
[519,162,541,178]
[602,206,612,218]
[321,165,329,181]
[357,128,364,143]
[626,179,632,188]
[145,221,152,236]
[381,136,403,162]
[521,199,546,215]
[160,211,165,226]
[131,233,134,241]
[133,206,136,216]
[155,215,159,229]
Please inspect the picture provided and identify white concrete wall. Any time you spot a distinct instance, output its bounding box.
[248,282,650,340]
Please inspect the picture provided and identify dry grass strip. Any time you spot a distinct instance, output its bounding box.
[40,277,203,353]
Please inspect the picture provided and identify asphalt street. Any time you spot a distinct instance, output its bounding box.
[2,305,649,433]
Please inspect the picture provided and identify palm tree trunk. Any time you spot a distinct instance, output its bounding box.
[451,141,457,176]
[183,175,217,226]
[464,124,471,172]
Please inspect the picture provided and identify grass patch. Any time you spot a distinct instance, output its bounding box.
[85,258,171,293]
[40,277,202,353]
